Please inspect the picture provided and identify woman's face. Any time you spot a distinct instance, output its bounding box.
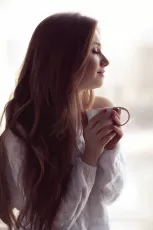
[79,30,109,90]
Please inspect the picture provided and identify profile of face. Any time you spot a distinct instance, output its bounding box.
[79,30,109,90]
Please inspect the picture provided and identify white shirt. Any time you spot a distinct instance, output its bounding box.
[4,129,125,230]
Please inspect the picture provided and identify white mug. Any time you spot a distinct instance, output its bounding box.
[86,106,130,126]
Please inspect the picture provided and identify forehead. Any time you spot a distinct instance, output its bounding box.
[92,30,101,44]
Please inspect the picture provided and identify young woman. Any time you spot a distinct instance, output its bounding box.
[0,13,124,230]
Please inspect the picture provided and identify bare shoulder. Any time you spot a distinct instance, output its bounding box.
[92,96,115,109]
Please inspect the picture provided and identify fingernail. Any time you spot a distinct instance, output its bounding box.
[116,108,121,113]
[103,109,107,113]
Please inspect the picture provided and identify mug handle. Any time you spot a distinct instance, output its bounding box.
[115,106,130,126]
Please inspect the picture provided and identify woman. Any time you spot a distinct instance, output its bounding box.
[0,13,124,230]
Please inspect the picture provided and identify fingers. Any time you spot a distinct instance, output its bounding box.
[112,112,121,126]
[112,109,120,120]
[101,131,116,146]
[88,110,107,129]
[93,120,113,133]
[113,126,123,138]
[97,125,114,139]
[87,107,121,131]
[114,107,121,115]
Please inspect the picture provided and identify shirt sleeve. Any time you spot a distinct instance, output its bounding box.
[53,157,97,229]
[93,144,125,205]
[4,130,97,229]
[4,130,25,210]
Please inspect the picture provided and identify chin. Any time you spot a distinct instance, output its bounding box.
[88,84,103,90]
[94,80,104,89]
[80,79,104,91]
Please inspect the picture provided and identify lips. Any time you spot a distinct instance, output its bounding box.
[97,69,105,74]
[97,69,105,76]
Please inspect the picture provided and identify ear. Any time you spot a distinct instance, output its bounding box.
[92,96,114,109]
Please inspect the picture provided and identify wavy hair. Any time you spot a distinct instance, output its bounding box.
[0,12,97,229]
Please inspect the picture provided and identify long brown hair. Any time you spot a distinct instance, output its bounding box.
[0,12,97,229]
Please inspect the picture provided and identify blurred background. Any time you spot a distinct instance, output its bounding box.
[0,0,153,229]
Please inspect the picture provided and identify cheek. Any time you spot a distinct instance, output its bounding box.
[79,55,100,89]
[84,56,99,77]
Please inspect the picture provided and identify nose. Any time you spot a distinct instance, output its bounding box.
[100,54,109,67]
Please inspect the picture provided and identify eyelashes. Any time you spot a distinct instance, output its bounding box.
[92,49,101,55]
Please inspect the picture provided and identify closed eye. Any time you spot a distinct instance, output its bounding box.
[92,49,101,55]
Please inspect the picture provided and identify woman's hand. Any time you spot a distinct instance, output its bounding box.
[104,108,123,150]
[82,111,116,166]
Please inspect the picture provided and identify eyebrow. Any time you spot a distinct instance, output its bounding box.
[93,42,101,47]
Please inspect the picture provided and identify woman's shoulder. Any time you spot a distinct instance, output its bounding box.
[91,96,114,109]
